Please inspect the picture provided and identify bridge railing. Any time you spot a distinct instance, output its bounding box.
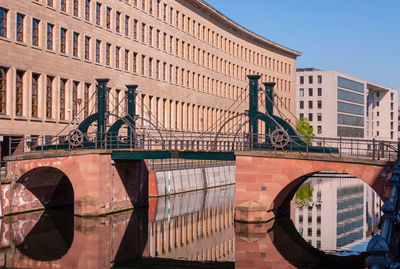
[5,131,398,162]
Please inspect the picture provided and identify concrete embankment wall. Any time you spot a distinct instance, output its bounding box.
[149,165,235,197]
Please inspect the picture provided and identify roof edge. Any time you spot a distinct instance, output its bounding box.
[189,0,302,57]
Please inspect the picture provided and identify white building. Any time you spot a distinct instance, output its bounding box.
[296,68,398,142]
[291,172,381,252]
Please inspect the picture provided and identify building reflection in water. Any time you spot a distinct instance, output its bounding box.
[0,185,235,268]
[291,171,382,255]
[147,185,235,262]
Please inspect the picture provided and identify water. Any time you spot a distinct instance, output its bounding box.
[0,170,380,268]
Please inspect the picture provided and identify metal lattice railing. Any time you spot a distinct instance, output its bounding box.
[4,131,399,162]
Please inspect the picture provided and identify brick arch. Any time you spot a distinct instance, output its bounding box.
[5,153,147,216]
[235,155,393,220]
[17,166,74,209]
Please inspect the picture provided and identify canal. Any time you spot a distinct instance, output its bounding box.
[0,169,380,268]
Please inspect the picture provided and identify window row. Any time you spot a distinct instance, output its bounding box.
[299,75,322,85]
[299,100,323,109]
[299,113,322,123]
[0,9,292,92]
[299,88,322,97]
[26,0,293,75]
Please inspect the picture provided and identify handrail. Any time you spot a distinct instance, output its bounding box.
[365,152,400,268]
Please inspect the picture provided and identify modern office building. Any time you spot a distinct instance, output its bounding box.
[0,0,300,161]
[296,68,398,141]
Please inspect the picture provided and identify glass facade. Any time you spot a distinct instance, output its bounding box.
[338,114,364,127]
[338,101,364,116]
[337,76,364,93]
[337,126,364,138]
[338,89,364,104]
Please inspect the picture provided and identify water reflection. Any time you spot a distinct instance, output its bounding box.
[0,185,235,268]
[291,171,382,255]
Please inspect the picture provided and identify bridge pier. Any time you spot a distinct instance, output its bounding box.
[3,152,148,216]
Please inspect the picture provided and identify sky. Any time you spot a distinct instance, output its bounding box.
[204,0,400,101]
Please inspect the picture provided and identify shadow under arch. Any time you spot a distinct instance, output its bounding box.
[268,216,367,269]
[16,209,74,261]
[17,166,74,209]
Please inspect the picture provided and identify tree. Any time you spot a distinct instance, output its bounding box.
[296,117,315,145]
[295,182,314,209]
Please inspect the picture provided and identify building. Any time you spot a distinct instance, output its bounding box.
[0,0,300,162]
[296,68,398,141]
[291,171,380,252]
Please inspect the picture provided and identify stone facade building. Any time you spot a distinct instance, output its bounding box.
[0,0,300,160]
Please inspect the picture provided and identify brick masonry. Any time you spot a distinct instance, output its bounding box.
[235,155,393,222]
[3,153,148,216]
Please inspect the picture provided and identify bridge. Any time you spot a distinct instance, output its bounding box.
[1,75,398,222]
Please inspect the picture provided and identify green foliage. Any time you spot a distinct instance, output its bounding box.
[295,182,314,209]
[296,118,315,145]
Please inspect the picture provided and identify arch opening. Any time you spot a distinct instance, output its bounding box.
[17,167,75,210]
[273,171,382,259]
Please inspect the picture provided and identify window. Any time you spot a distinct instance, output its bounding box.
[73,32,79,57]
[376,92,380,97]
[376,101,379,107]
[96,2,101,25]
[308,113,313,121]
[338,89,364,104]
[16,13,24,42]
[299,113,304,119]
[148,57,152,77]
[0,8,7,38]
[84,83,90,118]
[317,75,322,83]
[59,79,66,120]
[47,23,54,50]
[299,88,304,97]
[338,76,364,93]
[141,55,145,75]
[95,39,100,63]
[141,23,145,42]
[84,36,90,60]
[309,76,313,84]
[308,100,313,109]
[106,43,111,65]
[317,100,322,109]
[61,0,67,12]
[133,52,137,73]
[106,7,111,29]
[149,26,153,45]
[116,11,120,33]
[115,46,120,68]
[73,0,79,17]
[85,0,91,21]
[391,92,394,101]
[317,126,322,134]
[32,18,39,46]
[338,101,364,115]
[299,101,304,109]
[133,20,137,40]
[16,71,24,116]
[337,126,364,138]
[317,88,322,96]
[0,67,6,115]
[47,0,54,6]
[60,28,67,53]
[308,88,313,96]
[124,49,129,71]
[46,76,53,118]
[317,113,322,121]
[391,102,394,110]
[72,81,78,119]
[124,15,129,36]
[31,73,39,117]
[377,131,379,136]
[307,228,312,236]
[376,121,379,127]
[377,111,379,117]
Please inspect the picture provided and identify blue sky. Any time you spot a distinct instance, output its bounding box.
[204,0,400,99]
